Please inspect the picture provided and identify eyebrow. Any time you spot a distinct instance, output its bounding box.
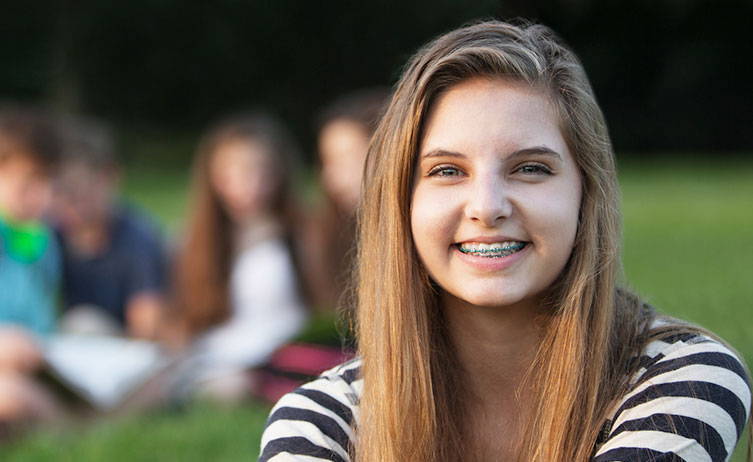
[420,145,563,161]
[420,149,465,159]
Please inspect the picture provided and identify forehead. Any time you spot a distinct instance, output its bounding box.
[209,137,278,180]
[420,78,565,155]
[57,160,108,189]
[319,119,369,160]
[212,137,271,163]
[320,119,368,146]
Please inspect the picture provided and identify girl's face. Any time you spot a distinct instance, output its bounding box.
[410,79,582,311]
[210,138,278,223]
[318,119,370,214]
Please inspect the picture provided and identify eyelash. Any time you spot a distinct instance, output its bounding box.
[515,162,551,175]
[427,164,462,177]
[427,162,552,177]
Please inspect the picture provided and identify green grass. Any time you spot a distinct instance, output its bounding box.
[621,156,753,462]
[120,166,191,237]
[2,155,752,460]
[0,402,269,461]
[620,156,753,364]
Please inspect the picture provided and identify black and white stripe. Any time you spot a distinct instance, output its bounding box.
[260,334,750,461]
[260,359,362,462]
[594,334,751,462]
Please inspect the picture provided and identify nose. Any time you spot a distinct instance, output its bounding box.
[464,174,512,226]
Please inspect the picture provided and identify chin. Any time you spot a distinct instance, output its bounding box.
[474,298,520,309]
[455,292,523,309]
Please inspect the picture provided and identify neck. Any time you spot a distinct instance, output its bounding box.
[443,293,542,405]
[442,294,543,461]
[233,214,282,253]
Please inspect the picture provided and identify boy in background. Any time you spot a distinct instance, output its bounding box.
[52,116,167,340]
[0,105,63,424]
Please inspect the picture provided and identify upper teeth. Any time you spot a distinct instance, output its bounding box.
[458,241,526,257]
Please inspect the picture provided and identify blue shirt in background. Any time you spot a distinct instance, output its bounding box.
[56,205,167,327]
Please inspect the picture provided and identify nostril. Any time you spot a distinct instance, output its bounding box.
[464,198,511,225]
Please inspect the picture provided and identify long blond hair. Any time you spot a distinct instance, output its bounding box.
[354,20,656,461]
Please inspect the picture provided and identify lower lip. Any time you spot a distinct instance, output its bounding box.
[453,243,529,271]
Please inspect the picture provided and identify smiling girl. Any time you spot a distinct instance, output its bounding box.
[259,21,751,461]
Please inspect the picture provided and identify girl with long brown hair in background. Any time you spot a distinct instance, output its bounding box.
[259,21,751,461]
[300,88,390,312]
[169,113,308,402]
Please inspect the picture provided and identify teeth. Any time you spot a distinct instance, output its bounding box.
[458,241,526,258]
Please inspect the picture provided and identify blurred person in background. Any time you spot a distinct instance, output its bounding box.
[167,113,308,403]
[0,105,63,426]
[299,88,390,312]
[52,116,168,340]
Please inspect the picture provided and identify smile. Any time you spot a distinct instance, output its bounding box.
[456,241,528,258]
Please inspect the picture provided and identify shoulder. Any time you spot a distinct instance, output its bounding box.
[259,358,362,462]
[594,328,751,461]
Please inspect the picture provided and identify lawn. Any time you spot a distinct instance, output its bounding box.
[2,155,751,461]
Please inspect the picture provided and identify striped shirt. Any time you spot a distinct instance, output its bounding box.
[260,332,751,461]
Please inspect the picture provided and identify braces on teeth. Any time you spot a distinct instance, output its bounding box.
[458,242,526,258]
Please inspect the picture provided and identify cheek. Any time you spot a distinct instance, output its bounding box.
[523,183,581,252]
[410,187,456,261]
[410,190,431,258]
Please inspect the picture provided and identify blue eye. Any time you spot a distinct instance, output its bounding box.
[516,163,551,175]
[429,165,461,177]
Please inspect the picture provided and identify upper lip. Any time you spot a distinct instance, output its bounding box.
[455,236,527,244]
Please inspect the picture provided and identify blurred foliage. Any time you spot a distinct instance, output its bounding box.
[1,0,752,162]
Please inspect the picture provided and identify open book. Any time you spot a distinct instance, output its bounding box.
[40,334,172,411]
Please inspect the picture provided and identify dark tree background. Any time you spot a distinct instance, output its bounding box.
[1,0,751,161]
